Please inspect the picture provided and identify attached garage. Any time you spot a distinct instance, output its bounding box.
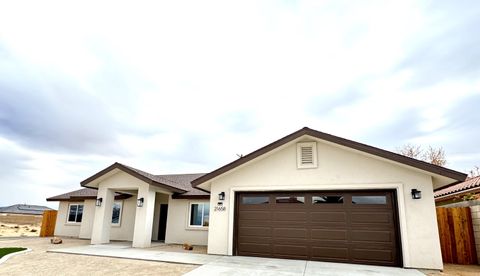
[235,190,401,267]
[192,127,467,270]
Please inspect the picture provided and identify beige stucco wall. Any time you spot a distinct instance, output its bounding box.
[54,201,82,237]
[55,170,209,247]
[165,198,209,246]
[79,199,95,239]
[204,136,443,270]
[55,197,137,241]
[110,196,136,241]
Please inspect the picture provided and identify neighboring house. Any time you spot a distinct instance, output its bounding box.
[0,204,53,215]
[434,176,480,206]
[46,127,467,270]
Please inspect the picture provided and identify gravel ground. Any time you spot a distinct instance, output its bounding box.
[0,237,197,276]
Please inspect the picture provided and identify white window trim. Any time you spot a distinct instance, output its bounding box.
[111,200,123,227]
[66,203,84,224]
[187,201,209,230]
[296,141,318,169]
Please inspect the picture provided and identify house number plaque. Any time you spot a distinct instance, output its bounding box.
[214,206,226,212]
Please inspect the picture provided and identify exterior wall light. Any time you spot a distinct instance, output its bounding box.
[137,197,144,207]
[411,189,422,199]
[95,198,103,207]
[218,192,225,201]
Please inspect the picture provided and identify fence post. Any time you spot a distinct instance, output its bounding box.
[39,210,57,237]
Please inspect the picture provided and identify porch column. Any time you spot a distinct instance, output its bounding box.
[132,186,156,248]
[91,187,115,244]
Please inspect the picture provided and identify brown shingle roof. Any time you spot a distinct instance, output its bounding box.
[46,188,131,201]
[58,163,210,201]
[434,176,480,199]
[81,163,188,193]
[156,173,209,198]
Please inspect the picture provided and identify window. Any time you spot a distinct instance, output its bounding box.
[242,196,269,205]
[111,201,123,225]
[297,142,318,169]
[276,196,305,204]
[312,196,344,204]
[189,203,209,227]
[352,195,387,205]
[67,204,84,223]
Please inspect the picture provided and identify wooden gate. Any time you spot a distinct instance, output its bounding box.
[40,210,57,237]
[436,207,477,264]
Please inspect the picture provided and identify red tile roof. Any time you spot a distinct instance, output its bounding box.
[434,176,480,198]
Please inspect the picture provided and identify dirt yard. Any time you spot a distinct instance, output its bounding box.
[0,223,40,237]
[0,237,197,276]
[422,264,480,276]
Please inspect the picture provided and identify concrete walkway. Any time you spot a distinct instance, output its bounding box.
[49,244,423,276]
[48,243,220,265]
[185,256,424,276]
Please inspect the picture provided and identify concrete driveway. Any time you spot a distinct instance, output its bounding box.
[184,256,423,276]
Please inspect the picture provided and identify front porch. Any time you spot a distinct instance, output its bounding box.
[90,178,173,248]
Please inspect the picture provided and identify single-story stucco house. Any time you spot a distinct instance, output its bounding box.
[46,127,467,270]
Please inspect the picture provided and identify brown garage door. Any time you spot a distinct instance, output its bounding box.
[235,190,402,267]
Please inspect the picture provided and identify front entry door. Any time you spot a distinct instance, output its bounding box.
[158,204,168,241]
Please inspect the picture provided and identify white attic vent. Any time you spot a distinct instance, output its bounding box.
[297,142,317,169]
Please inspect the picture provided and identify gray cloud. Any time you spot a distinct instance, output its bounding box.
[308,89,365,116]
[442,93,480,154]
[0,80,122,154]
[360,109,425,149]
[397,3,480,88]
[0,147,32,177]
[0,41,153,155]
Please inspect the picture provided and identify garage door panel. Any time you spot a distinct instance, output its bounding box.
[352,248,394,262]
[273,211,307,221]
[236,190,400,267]
[311,229,347,240]
[310,211,347,222]
[239,226,271,237]
[238,236,273,244]
[238,242,271,254]
[311,246,349,260]
[351,230,393,242]
[273,244,308,256]
[350,212,392,223]
[239,210,271,220]
[273,227,307,238]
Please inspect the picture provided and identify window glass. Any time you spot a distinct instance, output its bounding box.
[242,196,269,204]
[203,204,210,227]
[68,205,77,222]
[189,203,210,227]
[312,196,344,204]
[76,205,83,222]
[67,204,84,223]
[276,196,305,203]
[352,195,387,205]
[112,202,122,224]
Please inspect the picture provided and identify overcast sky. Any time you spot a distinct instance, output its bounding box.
[1,1,479,208]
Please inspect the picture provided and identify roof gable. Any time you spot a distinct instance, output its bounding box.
[192,127,467,187]
[81,163,187,193]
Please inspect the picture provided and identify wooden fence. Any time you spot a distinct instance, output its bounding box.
[436,207,478,264]
[39,210,57,237]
